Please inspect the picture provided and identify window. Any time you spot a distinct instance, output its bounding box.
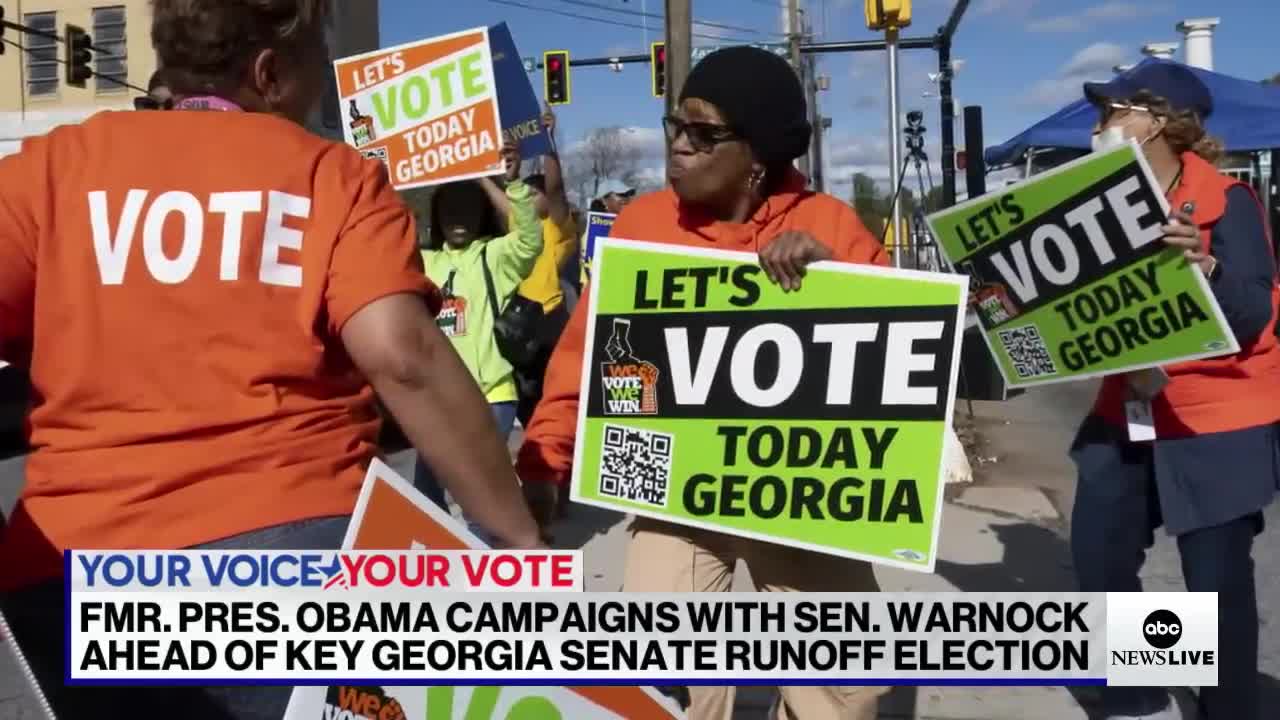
[24,12,58,97]
[93,6,128,94]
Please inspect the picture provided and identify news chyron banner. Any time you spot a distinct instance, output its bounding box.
[335,28,504,190]
[282,459,683,720]
[580,211,616,286]
[925,141,1237,388]
[66,564,1220,688]
[570,239,967,571]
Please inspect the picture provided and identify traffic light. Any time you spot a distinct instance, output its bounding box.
[651,42,666,98]
[544,50,570,105]
[66,24,93,88]
[864,0,912,31]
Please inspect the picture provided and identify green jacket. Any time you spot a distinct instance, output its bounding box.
[422,180,542,403]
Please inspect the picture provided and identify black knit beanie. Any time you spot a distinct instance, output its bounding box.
[679,46,812,172]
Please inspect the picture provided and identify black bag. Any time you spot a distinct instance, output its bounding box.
[480,244,544,369]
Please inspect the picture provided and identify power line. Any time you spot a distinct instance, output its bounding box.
[549,0,780,37]
[1,36,146,94]
[486,0,759,44]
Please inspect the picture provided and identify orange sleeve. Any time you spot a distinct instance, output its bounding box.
[516,201,649,486]
[831,200,890,267]
[325,155,439,336]
[0,138,45,362]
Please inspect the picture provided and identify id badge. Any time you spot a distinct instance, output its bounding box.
[1125,399,1156,442]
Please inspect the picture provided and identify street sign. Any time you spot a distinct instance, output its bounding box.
[691,43,787,65]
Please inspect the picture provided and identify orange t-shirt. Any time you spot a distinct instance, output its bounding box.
[516,170,889,487]
[0,110,435,590]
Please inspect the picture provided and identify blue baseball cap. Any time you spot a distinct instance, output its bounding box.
[1084,61,1213,119]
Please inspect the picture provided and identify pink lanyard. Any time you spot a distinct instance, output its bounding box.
[173,96,243,112]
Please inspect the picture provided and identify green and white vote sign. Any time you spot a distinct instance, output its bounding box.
[570,238,968,572]
[925,141,1237,388]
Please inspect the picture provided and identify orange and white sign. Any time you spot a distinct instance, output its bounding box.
[282,459,685,719]
[334,28,505,190]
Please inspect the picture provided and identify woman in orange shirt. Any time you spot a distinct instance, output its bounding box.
[0,1,540,717]
[518,47,891,720]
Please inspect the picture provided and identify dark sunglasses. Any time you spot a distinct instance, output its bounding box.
[662,116,739,153]
[133,95,173,111]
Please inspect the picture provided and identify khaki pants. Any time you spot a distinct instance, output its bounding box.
[622,518,888,720]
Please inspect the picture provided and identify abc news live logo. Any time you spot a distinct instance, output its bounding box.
[1106,593,1218,687]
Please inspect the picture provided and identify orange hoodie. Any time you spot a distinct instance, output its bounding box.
[516,170,889,486]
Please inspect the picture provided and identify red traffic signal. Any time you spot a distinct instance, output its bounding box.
[544,50,570,105]
[651,42,666,98]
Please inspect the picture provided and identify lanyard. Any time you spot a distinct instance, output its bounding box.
[174,96,243,112]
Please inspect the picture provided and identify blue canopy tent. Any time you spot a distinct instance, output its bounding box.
[986,58,1280,168]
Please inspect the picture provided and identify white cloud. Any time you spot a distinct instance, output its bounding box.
[1021,42,1130,108]
[848,52,937,106]
[1027,2,1170,33]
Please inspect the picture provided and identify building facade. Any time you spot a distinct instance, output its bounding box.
[0,0,155,155]
[0,0,380,155]
[307,0,380,141]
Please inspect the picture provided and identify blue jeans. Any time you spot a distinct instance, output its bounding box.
[412,401,516,545]
[0,516,349,720]
[1071,441,1261,720]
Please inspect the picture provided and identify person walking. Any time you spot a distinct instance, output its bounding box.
[517,46,892,720]
[0,2,542,718]
[1070,63,1280,720]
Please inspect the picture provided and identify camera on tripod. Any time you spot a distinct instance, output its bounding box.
[904,110,927,158]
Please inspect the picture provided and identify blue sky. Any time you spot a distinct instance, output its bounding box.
[378,0,1278,196]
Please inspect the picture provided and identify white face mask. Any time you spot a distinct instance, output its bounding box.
[1091,126,1127,153]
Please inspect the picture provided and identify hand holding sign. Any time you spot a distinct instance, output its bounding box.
[759,231,834,292]
[543,103,557,135]
[1161,208,1211,268]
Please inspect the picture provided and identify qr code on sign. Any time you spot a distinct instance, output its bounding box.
[599,424,674,508]
[998,324,1057,379]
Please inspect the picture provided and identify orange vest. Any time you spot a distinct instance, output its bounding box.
[1094,152,1280,436]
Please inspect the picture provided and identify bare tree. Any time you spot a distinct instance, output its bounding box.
[561,151,596,208]
[576,127,646,198]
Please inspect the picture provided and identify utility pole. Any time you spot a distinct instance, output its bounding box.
[804,17,825,192]
[664,0,692,118]
[787,0,810,180]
